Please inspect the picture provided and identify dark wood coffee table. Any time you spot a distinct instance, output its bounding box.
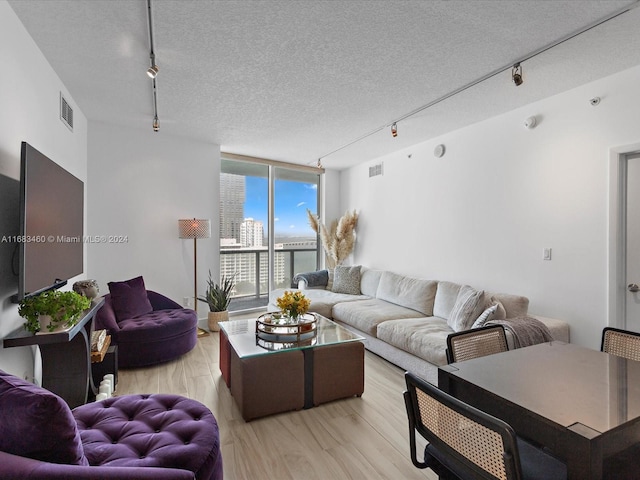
[438,341,640,480]
[219,314,365,421]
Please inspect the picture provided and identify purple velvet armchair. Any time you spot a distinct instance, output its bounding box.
[94,276,198,367]
[0,370,223,480]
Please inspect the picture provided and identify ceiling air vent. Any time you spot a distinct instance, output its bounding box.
[369,162,383,178]
[60,93,73,131]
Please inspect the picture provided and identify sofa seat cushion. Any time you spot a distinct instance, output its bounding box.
[115,308,198,343]
[113,308,198,368]
[0,370,88,466]
[74,394,222,479]
[332,298,425,336]
[376,317,453,367]
[268,288,368,319]
[376,271,437,316]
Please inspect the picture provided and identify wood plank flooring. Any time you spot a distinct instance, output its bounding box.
[115,324,436,480]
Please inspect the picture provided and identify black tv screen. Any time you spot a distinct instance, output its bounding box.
[18,142,84,300]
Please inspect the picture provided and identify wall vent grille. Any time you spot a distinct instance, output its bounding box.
[369,163,383,178]
[60,93,73,131]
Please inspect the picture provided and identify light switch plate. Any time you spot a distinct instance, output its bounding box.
[543,248,552,261]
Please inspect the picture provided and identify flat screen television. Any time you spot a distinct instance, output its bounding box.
[15,142,84,300]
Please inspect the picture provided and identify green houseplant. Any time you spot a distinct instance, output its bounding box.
[198,270,236,331]
[19,290,91,333]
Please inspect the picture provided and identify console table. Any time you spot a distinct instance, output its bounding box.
[3,298,105,408]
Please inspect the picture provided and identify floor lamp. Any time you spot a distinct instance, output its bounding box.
[178,218,211,337]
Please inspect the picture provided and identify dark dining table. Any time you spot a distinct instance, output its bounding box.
[438,341,640,480]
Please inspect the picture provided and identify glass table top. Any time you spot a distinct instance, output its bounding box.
[220,314,364,359]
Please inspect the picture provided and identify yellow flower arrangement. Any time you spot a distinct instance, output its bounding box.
[276,290,311,319]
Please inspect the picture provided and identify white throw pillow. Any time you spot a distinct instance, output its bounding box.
[448,286,484,332]
[471,304,498,329]
[332,265,361,295]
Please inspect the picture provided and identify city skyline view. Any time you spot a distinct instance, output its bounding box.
[244,176,318,238]
[219,166,320,304]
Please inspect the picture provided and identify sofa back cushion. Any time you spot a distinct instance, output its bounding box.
[435,283,530,321]
[433,281,463,319]
[108,276,153,322]
[376,271,437,316]
[0,370,88,466]
[488,292,529,318]
[360,268,383,297]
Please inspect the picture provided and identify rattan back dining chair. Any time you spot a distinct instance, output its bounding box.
[446,324,508,364]
[403,372,567,480]
[601,327,640,362]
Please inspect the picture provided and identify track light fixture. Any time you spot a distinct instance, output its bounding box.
[391,122,398,137]
[146,0,160,132]
[147,64,159,78]
[512,63,523,86]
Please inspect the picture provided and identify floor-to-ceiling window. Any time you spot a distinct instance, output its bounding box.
[220,154,321,312]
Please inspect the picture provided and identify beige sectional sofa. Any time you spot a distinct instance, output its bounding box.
[268,266,570,384]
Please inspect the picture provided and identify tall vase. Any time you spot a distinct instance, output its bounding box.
[208,311,229,332]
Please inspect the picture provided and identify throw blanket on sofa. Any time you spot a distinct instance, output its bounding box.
[486,316,553,348]
[292,270,329,288]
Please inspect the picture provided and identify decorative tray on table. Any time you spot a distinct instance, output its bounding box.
[255,312,318,350]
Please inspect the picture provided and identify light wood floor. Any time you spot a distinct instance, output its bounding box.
[115,323,437,480]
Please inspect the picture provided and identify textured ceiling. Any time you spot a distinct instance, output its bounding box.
[7,0,640,170]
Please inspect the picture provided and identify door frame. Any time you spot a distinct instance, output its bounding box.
[608,142,640,329]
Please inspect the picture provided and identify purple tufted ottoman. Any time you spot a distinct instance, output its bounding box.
[73,394,223,480]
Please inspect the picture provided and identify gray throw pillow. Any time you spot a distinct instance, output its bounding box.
[332,265,361,295]
[448,285,484,332]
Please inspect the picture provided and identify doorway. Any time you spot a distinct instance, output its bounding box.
[610,148,640,331]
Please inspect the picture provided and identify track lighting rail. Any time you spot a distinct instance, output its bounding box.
[147,0,159,132]
[314,0,639,166]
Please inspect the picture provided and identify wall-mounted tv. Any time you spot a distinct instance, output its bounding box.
[16,142,84,300]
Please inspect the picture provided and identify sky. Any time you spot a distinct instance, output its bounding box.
[244,177,318,237]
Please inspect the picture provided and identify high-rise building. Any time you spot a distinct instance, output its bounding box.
[240,218,264,247]
[219,169,319,308]
[219,173,245,242]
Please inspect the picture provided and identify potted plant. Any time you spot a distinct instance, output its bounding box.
[198,270,236,332]
[19,290,91,333]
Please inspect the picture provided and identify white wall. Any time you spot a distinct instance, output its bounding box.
[87,121,219,324]
[0,0,88,377]
[341,65,640,349]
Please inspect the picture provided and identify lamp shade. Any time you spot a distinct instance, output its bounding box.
[178,218,211,239]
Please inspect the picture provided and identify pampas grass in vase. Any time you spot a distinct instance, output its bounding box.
[307,209,359,268]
